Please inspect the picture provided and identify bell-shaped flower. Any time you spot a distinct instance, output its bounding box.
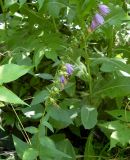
[65,63,74,75]
[99,4,110,16]
[94,13,104,25]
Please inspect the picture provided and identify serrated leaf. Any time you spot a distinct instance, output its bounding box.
[81,106,98,129]
[0,86,28,105]
[23,148,38,160]
[0,64,32,84]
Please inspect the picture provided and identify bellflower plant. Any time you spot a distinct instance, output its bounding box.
[91,19,98,30]
[99,4,110,16]
[94,13,104,25]
[65,63,74,75]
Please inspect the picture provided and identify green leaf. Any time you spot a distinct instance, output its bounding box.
[65,82,76,97]
[23,148,38,160]
[48,106,73,125]
[19,0,26,7]
[99,121,130,149]
[84,132,96,160]
[81,0,96,16]
[81,106,98,129]
[0,64,32,84]
[92,57,130,74]
[56,139,76,160]
[33,49,45,68]
[47,0,66,17]
[93,77,130,98]
[38,0,45,10]
[31,90,49,106]
[0,86,28,105]
[4,0,17,8]
[13,135,29,159]
[39,136,71,159]
[106,110,130,122]
[45,50,57,61]
[35,73,53,80]
[25,126,38,134]
[42,121,54,133]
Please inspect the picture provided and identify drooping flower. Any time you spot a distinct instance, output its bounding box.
[94,13,104,25]
[90,19,99,30]
[99,4,110,16]
[65,63,74,75]
[60,75,65,83]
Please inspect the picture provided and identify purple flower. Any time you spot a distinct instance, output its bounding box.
[99,4,110,16]
[91,19,99,30]
[94,13,104,25]
[65,63,74,75]
[60,75,65,83]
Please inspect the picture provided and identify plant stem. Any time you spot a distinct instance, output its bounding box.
[82,32,92,103]
[11,105,31,145]
[52,17,58,32]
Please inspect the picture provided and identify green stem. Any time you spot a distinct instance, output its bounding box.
[11,105,31,145]
[108,26,114,57]
[0,0,8,34]
[52,17,58,33]
[82,32,92,103]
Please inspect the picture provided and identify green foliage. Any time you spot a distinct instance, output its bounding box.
[81,106,98,129]
[0,0,130,159]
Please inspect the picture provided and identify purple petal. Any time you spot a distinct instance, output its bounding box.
[99,4,110,16]
[94,13,104,25]
[91,19,99,30]
[65,63,74,75]
[60,75,65,83]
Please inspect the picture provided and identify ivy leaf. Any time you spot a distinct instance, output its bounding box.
[0,86,28,105]
[81,106,98,129]
[0,64,32,84]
